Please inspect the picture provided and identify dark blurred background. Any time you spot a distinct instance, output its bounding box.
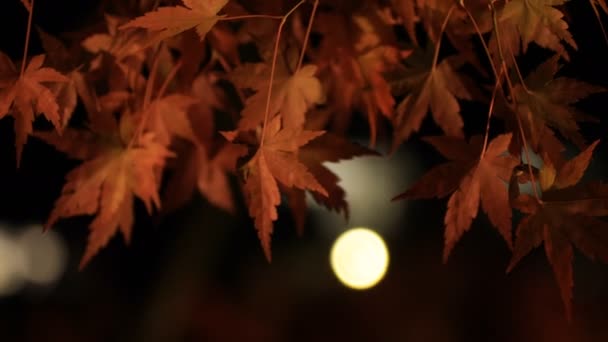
[0,0,608,341]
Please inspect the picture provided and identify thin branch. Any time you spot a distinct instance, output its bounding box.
[480,67,504,159]
[431,4,456,70]
[20,0,35,77]
[127,45,163,149]
[509,49,530,94]
[218,14,284,21]
[259,0,307,148]
[490,0,541,201]
[588,0,608,47]
[296,0,320,71]
[157,60,182,99]
[459,3,499,80]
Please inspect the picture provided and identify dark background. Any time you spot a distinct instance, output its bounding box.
[0,0,607,341]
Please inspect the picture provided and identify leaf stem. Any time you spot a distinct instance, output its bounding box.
[127,45,163,149]
[459,2,503,159]
[20,0,35,78]
[259,0,307,149]
[296,0,319,71]
[459,3,499,80]
[143,46,163,110]
[480,67,504,159]
[509,50,530,93]
[430,4,456,70]
[157,60,182,99]
[588,0,608,47]
[218,14,284,21]
[490,0,541,201]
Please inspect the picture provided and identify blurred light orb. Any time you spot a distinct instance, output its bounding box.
[330,228,389,290]
[0,231,27,296]
[18,225,67,286]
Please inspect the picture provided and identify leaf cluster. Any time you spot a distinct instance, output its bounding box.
[1,0,608,319]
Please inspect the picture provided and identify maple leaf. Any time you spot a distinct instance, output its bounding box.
[394,134,519,261]
[230,63,324,131]
[390,0,418,45]
[36,29,84,129]
[498,0,576,59]
[119,0,228,42]
[20,0,32,12]
[508,140,608,320]
[314,10,402,144]
[286,133,379,234]
[241,116,327,260]
[146,94,199,146]
[513,55,606,148]
[38,124,173,268]
[0,53,69,165]
[196,143,248,212]
[390,47,472,149]
[161,138,248,215]
[83,15,150,63]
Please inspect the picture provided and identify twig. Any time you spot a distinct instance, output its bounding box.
[296,0,320,71]
[259,0,307,148]
[20,0,35,78]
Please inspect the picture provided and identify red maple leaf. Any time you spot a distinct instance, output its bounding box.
[119,0,228,42]
[240,116,327,260]
[394,134,519,260]
[37,116,173,268]
[508,140,608,320]
[0,53,69,165]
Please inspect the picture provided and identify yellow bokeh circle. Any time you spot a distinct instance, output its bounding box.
[330,228,389,290]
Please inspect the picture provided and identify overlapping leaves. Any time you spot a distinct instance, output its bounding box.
[509,141,608,319]
[0,0,607,322]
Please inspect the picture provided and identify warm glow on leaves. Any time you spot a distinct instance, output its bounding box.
[231,63,324,131]
[0,53,69,165]
[499,0,576,59]
[119,0,228,42]
[39,125,173,268]
[240,117,327,260]
[0,0,607,321]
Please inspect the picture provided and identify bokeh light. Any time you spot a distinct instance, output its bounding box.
[0,223,67,297]
[18,225,67,286]
[0,230,27,296]
[307,144,417,237]
[330,227,389,290]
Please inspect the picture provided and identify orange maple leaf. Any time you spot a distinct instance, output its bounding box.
[497,0,576,59]
[314,11,402,144]
[508,140,608,320]
[82,15,149,63]
[0,53,69,165]
[37,121,173,268]
[394,134,519,261]
[195,143,247,212]
[230,63,324,131]
[390,47,472,149]
[242,116,327,260]
[512,55,605,149]
[146,94,199,146]
[119,0,228,42]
